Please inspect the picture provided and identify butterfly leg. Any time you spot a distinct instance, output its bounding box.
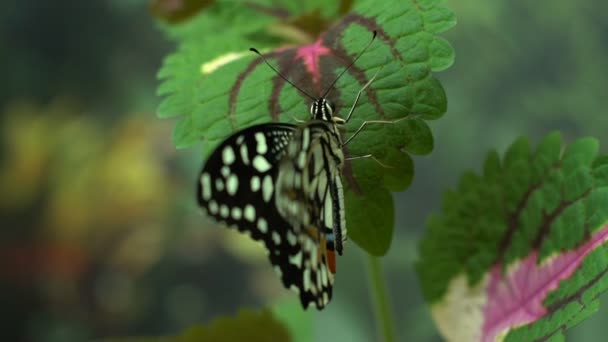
[342,117,408,146]
[291,115,307,124]
[345,154,393,168]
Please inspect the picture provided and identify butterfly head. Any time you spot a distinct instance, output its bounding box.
[310,98,337,122]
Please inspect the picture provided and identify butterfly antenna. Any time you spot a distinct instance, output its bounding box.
[249,48,316,101]
[321,30,378,99]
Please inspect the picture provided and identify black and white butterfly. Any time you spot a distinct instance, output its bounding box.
[197,32,385,309]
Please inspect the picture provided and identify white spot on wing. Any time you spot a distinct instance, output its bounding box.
[318,172,327,200]
[221,166,230,177]
[286,231,297,246]
[240,144,250,165]
[215,178,224,191]
[303,268,311,291]
[255,132,267,154]
[262,175,273,202]
[226,174,239,195]
[208,200,218,214]
[310,281,318,295]
[231,207,242,220]
[257,217,268,233]
[305,237,314,253]
[222,146,235,165]
[324,192,333,228]
[321,266,328,286]
[220,205,229,218]
[200,173,211,200]
[309,242,318,267]
[272,231,281,245]
[253,155,272,172]
[302,128,310,149]
[289,251,303,267]
[250,176,260,192]
[298,151,306,169]
[244,204,256,222]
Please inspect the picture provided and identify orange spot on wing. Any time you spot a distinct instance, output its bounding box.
[326,250,336,274]
[305,226,336,274]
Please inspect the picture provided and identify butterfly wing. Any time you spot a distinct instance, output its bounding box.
[197,123,296,244]
[274,122,347,308]
[197,123,334,309]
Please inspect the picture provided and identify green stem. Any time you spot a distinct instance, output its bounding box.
[366,255,396,342]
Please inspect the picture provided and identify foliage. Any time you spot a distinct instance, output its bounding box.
[0,99,181,341]
[417,132,608,341]
[156,0,455,256]
[3,0,608,341]
[106,309,290,342]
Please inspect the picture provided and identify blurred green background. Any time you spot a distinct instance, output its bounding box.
[1,1,606,341]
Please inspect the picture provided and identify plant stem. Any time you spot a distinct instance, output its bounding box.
[366,255,396,342]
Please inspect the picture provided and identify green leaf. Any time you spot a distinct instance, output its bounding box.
[150,0,214,25]
[416,132,608,341]
[271,297,314,342]
[172,116,199,149]
[156,1,276,42]
[345,185,394,256]
[104,309,291,342]
[381,148,414,192]
[156,0,454,256]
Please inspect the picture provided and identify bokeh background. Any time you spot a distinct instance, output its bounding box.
[1,1,607,341]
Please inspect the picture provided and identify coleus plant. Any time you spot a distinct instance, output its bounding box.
[417,133,608,341]
[154,0,608,341]
[156,0,454,257]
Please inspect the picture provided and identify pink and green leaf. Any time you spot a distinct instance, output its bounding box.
[417,132,608,341]
[157,0,455,256]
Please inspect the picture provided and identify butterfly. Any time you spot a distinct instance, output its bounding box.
[197,31,382,309]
